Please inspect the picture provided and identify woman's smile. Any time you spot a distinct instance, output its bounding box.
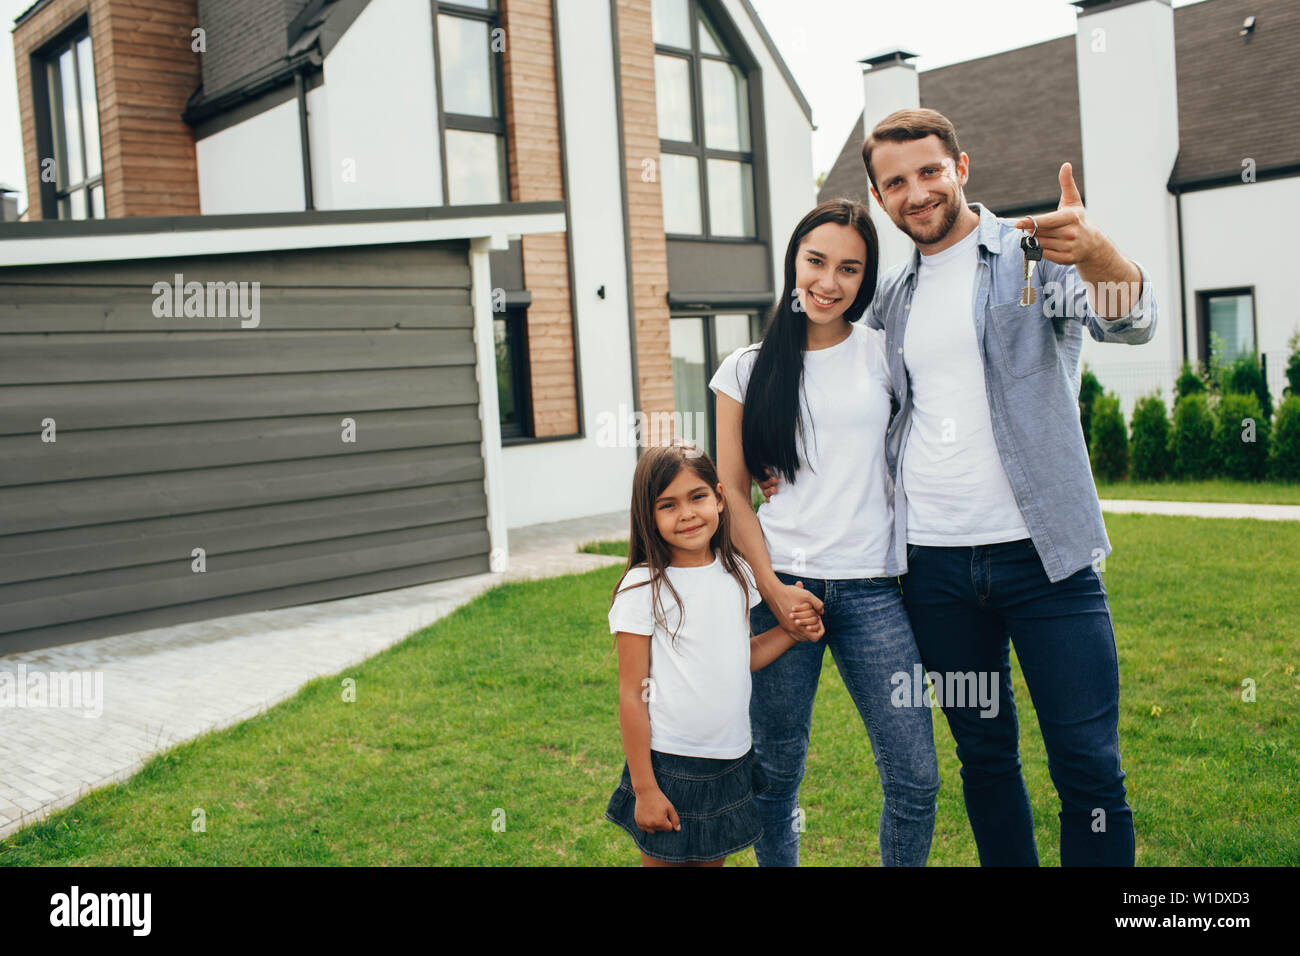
[807,289,841,309]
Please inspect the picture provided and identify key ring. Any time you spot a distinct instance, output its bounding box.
[1023,215,1038,239]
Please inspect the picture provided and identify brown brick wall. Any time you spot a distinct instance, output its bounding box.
[500,0,578,438]
[613,0,675,434]
[14,0,201,220]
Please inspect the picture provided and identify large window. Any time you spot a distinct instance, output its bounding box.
[44,30,103,219]
[670,312,763,457]
[1198,288,1256,367]
[435,0,508,205]
[652,0,756,238]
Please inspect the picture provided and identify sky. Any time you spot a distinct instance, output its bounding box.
[0,0,1207,217]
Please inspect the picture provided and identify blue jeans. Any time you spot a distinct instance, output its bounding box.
[901,539,1135,866]
[748,572,939,866]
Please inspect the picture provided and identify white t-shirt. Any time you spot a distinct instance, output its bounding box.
[608,552,761,759]
[902,225,1030,545]
[709,324,894,578]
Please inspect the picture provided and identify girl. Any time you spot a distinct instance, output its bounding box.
[604,438,823,867]
[708,199,940,866]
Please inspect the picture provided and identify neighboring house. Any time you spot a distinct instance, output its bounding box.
[819,0,1300,412]
[10,0,816,528]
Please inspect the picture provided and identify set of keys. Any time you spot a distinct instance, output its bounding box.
[1020,216,1042,306]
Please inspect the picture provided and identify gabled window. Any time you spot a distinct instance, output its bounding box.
[42,29,104,219]
[652,0,756,238]
[434,0,509,205]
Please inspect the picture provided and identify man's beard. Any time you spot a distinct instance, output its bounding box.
[894,192,962,245]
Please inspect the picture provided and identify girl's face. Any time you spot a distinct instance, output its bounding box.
[653,466,724,564]
[793,222,868,326]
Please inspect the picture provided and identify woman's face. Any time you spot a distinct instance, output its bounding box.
[793,222,868,326]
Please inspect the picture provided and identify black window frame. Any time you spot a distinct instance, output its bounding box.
[669,309,763,459]
[1196,286,1257,369]
[654,0,760,242]
[495,306,534,440]
[432,0,511,206]
[32,16,104,221]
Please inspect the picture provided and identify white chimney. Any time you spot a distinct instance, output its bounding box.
[860,49,920,275]
[1073,0,1183,390]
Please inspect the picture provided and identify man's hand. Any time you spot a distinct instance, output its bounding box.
[1013,162,1142,320]
[1012,163,1103,268]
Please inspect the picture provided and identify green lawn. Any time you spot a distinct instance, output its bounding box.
[1096,479,1300,505]
[3,514,1296,866]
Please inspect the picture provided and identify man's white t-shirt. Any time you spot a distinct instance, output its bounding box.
[709,324,894,578]
[902,225,1030,545]
[608,552,762,759]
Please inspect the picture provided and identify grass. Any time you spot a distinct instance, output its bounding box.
[578,539,629,557]
[1096,479,1300,505]
[2,514,1296,866]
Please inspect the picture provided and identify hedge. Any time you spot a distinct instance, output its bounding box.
[1213,392,1270,481]
[1129,393,1172,481]
[1089,392,1128,482]
[1268,395,1300,481]
[1170,392,1216,480]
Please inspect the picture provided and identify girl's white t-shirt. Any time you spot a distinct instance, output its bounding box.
[608,552,761,759]
[708,323,894,578]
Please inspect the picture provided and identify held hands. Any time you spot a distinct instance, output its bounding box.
[1012,163,1105,268]
[634,788,681,834]
[774,582,825,643]
[752,470,824,640]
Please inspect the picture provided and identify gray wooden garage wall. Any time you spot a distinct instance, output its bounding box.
[0,239,490,651]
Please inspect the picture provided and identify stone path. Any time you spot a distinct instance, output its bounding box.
[1099,499,1300,521]
[0,510,630,839]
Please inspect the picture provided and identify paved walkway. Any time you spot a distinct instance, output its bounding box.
[1099,499,1300,521]
[0,510,630,839]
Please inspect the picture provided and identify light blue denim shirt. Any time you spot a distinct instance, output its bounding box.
[863,202,1158,583]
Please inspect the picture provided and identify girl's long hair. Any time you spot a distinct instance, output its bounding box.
[609,438,753,644]
[741,199,879,485]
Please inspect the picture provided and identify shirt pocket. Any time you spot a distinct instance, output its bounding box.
[988,295,1057,378]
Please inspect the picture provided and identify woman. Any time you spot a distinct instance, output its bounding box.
[708,199,939,866]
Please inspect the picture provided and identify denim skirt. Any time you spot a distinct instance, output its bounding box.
[605,747,769,863]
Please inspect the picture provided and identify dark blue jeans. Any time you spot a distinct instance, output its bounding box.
[749,572,939,866]
[901,538,1135,866]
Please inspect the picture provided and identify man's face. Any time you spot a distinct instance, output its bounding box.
[869,136,969,247]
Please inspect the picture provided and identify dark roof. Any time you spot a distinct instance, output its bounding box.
[1171,0,1300,184]
[183,0,368,124]
[819,0,1300,210]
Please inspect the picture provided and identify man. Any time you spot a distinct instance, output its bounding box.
[763,108,1154,866]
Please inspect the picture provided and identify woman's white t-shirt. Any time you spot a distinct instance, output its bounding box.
[608,552,761,759]
[708,323,894,578]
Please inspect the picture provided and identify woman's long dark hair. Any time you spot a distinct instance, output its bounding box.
[741,199,879,485]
